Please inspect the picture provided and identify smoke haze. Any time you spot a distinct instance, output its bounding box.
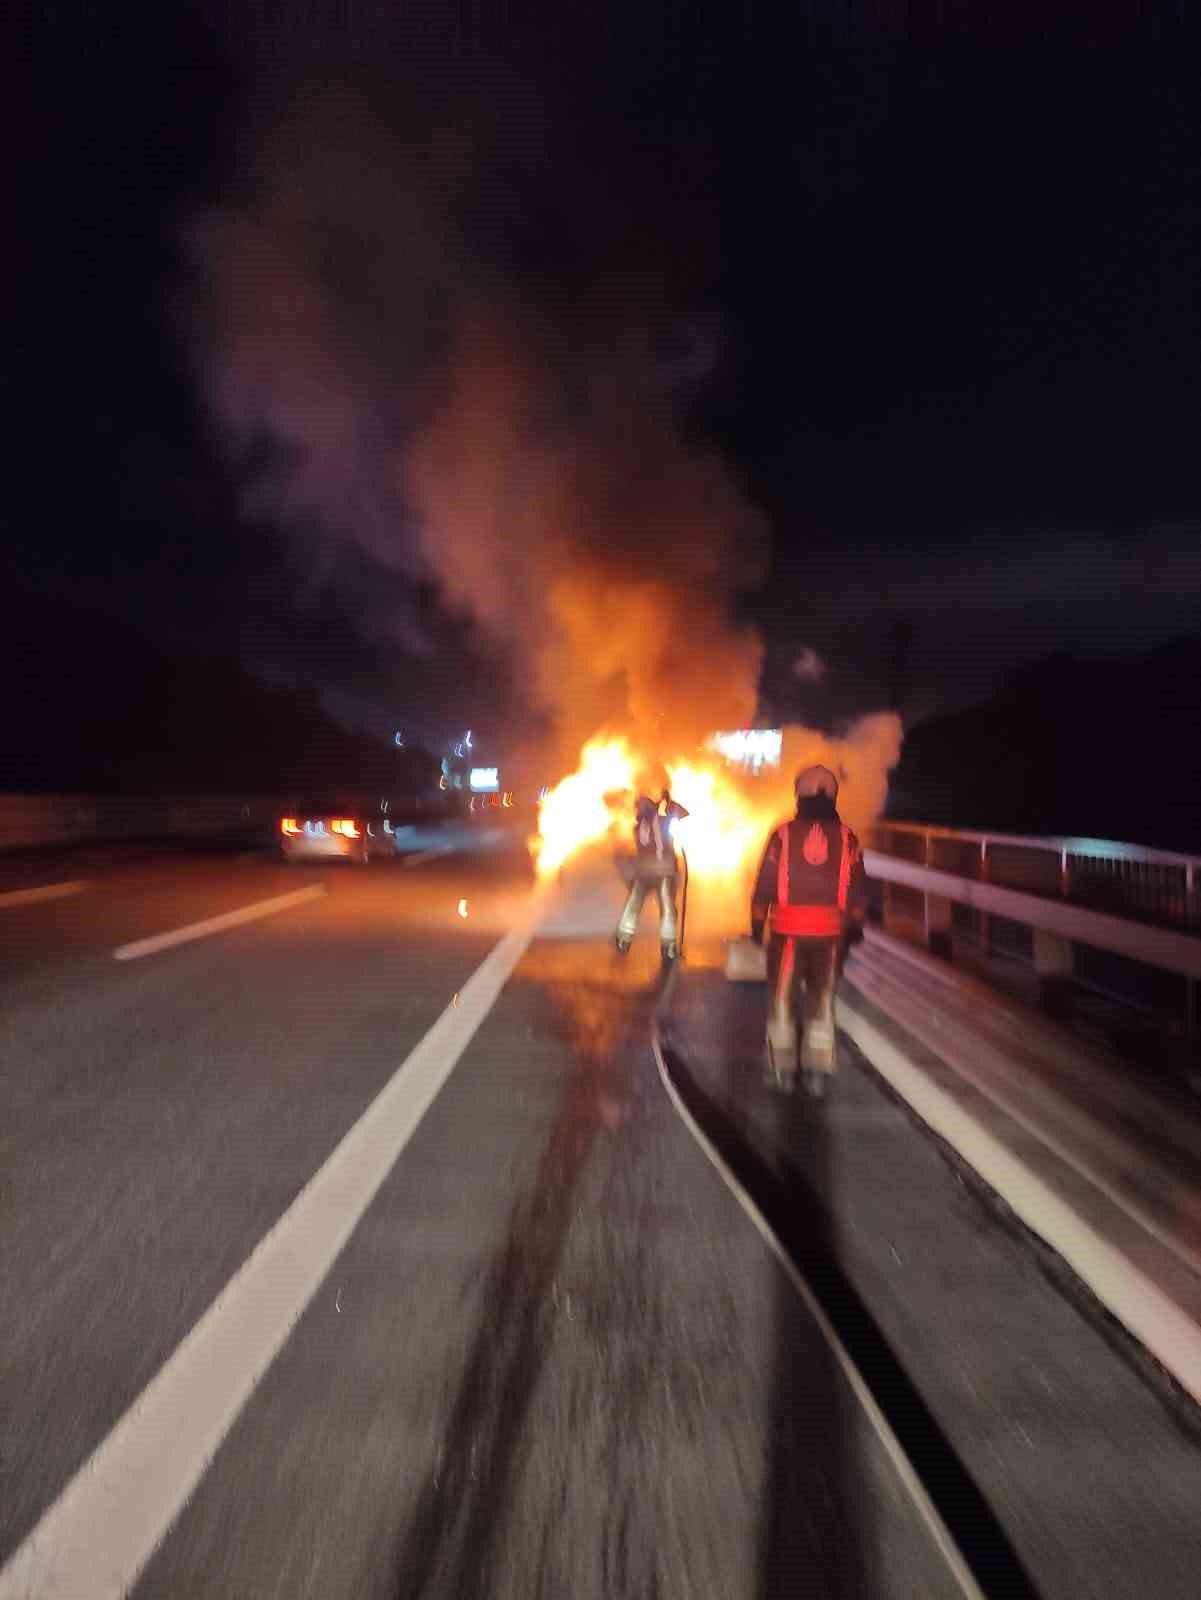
[184,67,763,760]
[184,57,899,833]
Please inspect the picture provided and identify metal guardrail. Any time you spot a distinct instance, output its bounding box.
[866,820,1200,933]
[864,822,1201,1038]
[862,851,1201,983]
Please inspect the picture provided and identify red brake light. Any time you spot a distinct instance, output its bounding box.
[281,817,300,836]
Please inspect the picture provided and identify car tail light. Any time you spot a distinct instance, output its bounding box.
[281,817,301,835]
[331,818,361,838]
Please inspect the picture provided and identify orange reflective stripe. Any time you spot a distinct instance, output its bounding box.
[771,904,842,937]
[779,936,796,986]
[837,823,853,910]
[776,824,790,907]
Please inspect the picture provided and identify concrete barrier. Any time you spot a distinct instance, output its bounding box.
[0,794,281,853]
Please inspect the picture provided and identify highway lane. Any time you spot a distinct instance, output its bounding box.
[0,848,320,981]
[3,844,966,1599]
[668,946,1201,1600]
[4,842,1200,1598]
[0,825,514,980]
[132,933,962,1600]
[0,836,531,1569]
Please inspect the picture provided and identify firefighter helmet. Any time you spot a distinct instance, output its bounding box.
[794,764,839,800]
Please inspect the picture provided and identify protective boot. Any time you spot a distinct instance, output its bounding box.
[616,879,647,954]
[763,1027,798,1093]
[800,1018,836,1099]
[657,876,680,965]
[764,934,798,1092]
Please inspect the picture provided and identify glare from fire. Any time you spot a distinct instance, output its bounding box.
[534,737,637,876]
[663,764,766,881]
[534,714,902,904]
[534,740,775,889]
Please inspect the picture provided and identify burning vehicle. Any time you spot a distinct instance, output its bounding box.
[532,718,901,942]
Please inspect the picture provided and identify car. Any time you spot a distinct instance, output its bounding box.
[467,790,515,817]
[278,799,386,865]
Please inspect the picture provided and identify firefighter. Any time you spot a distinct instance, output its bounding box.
[751,764,867,1097]
[615,783,689,962]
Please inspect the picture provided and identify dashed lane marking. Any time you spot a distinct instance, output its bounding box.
[112,885,327,961]
[1,889,548,1600]
[0,880,88,909]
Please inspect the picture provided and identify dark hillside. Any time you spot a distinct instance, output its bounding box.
[2,583,431,798]
[889,638,1201,852]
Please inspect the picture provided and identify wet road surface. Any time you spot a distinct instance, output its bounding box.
[3,843,1200,1597]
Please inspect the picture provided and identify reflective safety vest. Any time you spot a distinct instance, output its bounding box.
[752,816,864,937]
[632,798,686,877]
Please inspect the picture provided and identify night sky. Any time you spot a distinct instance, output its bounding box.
[22,2,1201,758]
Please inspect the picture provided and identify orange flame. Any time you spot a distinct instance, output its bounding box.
[534,737,637,876]
[662,763,767,881]
[533,714,903,924]
[533,739,777,895]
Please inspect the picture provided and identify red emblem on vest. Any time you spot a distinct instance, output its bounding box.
[802,823,829,865]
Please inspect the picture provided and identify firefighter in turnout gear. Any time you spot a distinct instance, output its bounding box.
[615,787,689,961]
[751,765,867,1097]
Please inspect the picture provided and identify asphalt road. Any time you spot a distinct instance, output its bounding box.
[2,838,1199,1598]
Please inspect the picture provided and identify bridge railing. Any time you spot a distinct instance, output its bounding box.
[862,821,1201,1039]
[865,821,1200,932]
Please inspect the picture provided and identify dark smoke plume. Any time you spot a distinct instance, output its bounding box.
[183,63,766,766]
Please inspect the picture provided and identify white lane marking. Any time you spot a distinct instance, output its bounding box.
[846,960,1201,1275]
[401,843,458,868]
[112,886,327,961]
[0,880,88,909]
[837,998,1201,1412]
[2,891,548,1600]
[651,975,986,1600]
